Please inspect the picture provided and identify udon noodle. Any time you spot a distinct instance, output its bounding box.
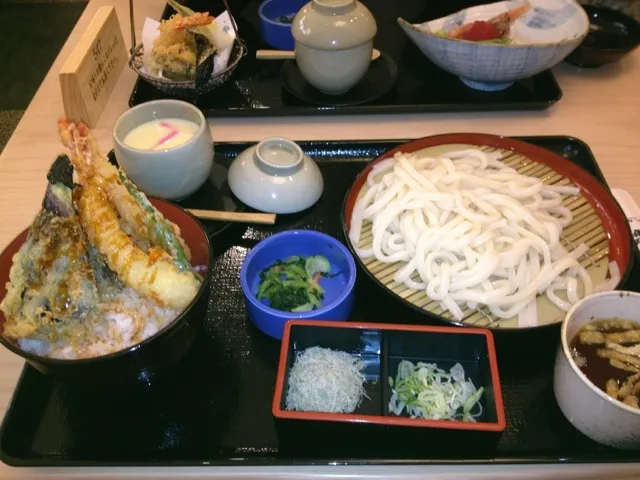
[349,148,612,325]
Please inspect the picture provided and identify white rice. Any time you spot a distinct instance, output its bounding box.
[18,288,179,360]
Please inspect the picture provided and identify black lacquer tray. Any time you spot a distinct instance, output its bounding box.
[128,0,563,117]
[2,136,640,467]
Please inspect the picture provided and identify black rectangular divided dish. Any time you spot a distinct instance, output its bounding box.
[2,136,640,467]
[273,321,505,456]
[127,0,563,116]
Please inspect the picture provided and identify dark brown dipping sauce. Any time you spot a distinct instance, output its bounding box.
[569,318,640,409]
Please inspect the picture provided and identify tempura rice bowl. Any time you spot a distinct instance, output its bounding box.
[0,198,213,389]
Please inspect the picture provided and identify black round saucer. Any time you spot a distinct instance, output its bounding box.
[176,162,246,239]
[280,52,398,107]
[107,151,245,239]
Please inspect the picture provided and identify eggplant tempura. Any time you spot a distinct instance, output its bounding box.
[0,120,203,359]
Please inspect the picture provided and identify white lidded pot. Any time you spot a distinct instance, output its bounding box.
[227,137,324,214]
[291,0,377,95]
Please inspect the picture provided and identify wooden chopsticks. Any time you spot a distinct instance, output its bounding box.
[187,209,276,225]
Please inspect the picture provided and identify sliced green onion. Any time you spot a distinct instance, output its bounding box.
[389,360,484,422]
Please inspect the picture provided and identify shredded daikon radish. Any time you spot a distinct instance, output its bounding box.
[389,360,484,421]
[285,347,367,413]
[349,148,597,323]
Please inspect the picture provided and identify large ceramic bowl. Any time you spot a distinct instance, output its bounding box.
[227,137,324,214]
[398,0,589,91]
[240,230,357,340]
[0,199,213,390]
[554,290,640,449]
[113,100,214,201]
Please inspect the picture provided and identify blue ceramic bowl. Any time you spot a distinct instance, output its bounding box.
[258,0,308,50]
[398,0,589,91]
[240,230,357,340]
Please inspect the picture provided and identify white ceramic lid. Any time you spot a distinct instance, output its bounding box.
[292,0,377,50]
[227,138,324,215]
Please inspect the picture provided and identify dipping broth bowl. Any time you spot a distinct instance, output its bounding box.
[113,100,214,201]
[564,4,640,68]
[240,230,357,340]
[554,290,640,449]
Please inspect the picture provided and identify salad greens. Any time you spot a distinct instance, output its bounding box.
[257,255,332,312]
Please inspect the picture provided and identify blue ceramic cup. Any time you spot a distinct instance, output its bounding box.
[258,0,308,50]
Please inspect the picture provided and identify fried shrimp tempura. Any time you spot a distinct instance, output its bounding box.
[74,183,200,310]
[57,119,191,259]
[58,119,149,244]
[174,11,214,30]
[57,118,200,311]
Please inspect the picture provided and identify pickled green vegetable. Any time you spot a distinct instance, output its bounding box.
[257,255,331,312]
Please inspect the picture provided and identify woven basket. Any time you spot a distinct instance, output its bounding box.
[127,0,247,96]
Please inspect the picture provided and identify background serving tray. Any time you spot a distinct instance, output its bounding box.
[128,0,563,117]
[2,136,640,467]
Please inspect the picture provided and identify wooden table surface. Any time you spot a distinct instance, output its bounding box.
[1,0,640,478]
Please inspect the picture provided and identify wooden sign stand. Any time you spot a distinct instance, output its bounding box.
[59,6,127,128]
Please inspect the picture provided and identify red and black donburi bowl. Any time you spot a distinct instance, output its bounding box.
[0,199,212,390]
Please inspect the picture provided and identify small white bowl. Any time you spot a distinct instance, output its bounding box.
[113,99,214,201]
[398,0,589,91]
[554,290,640,449]
[227,137,324,214]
